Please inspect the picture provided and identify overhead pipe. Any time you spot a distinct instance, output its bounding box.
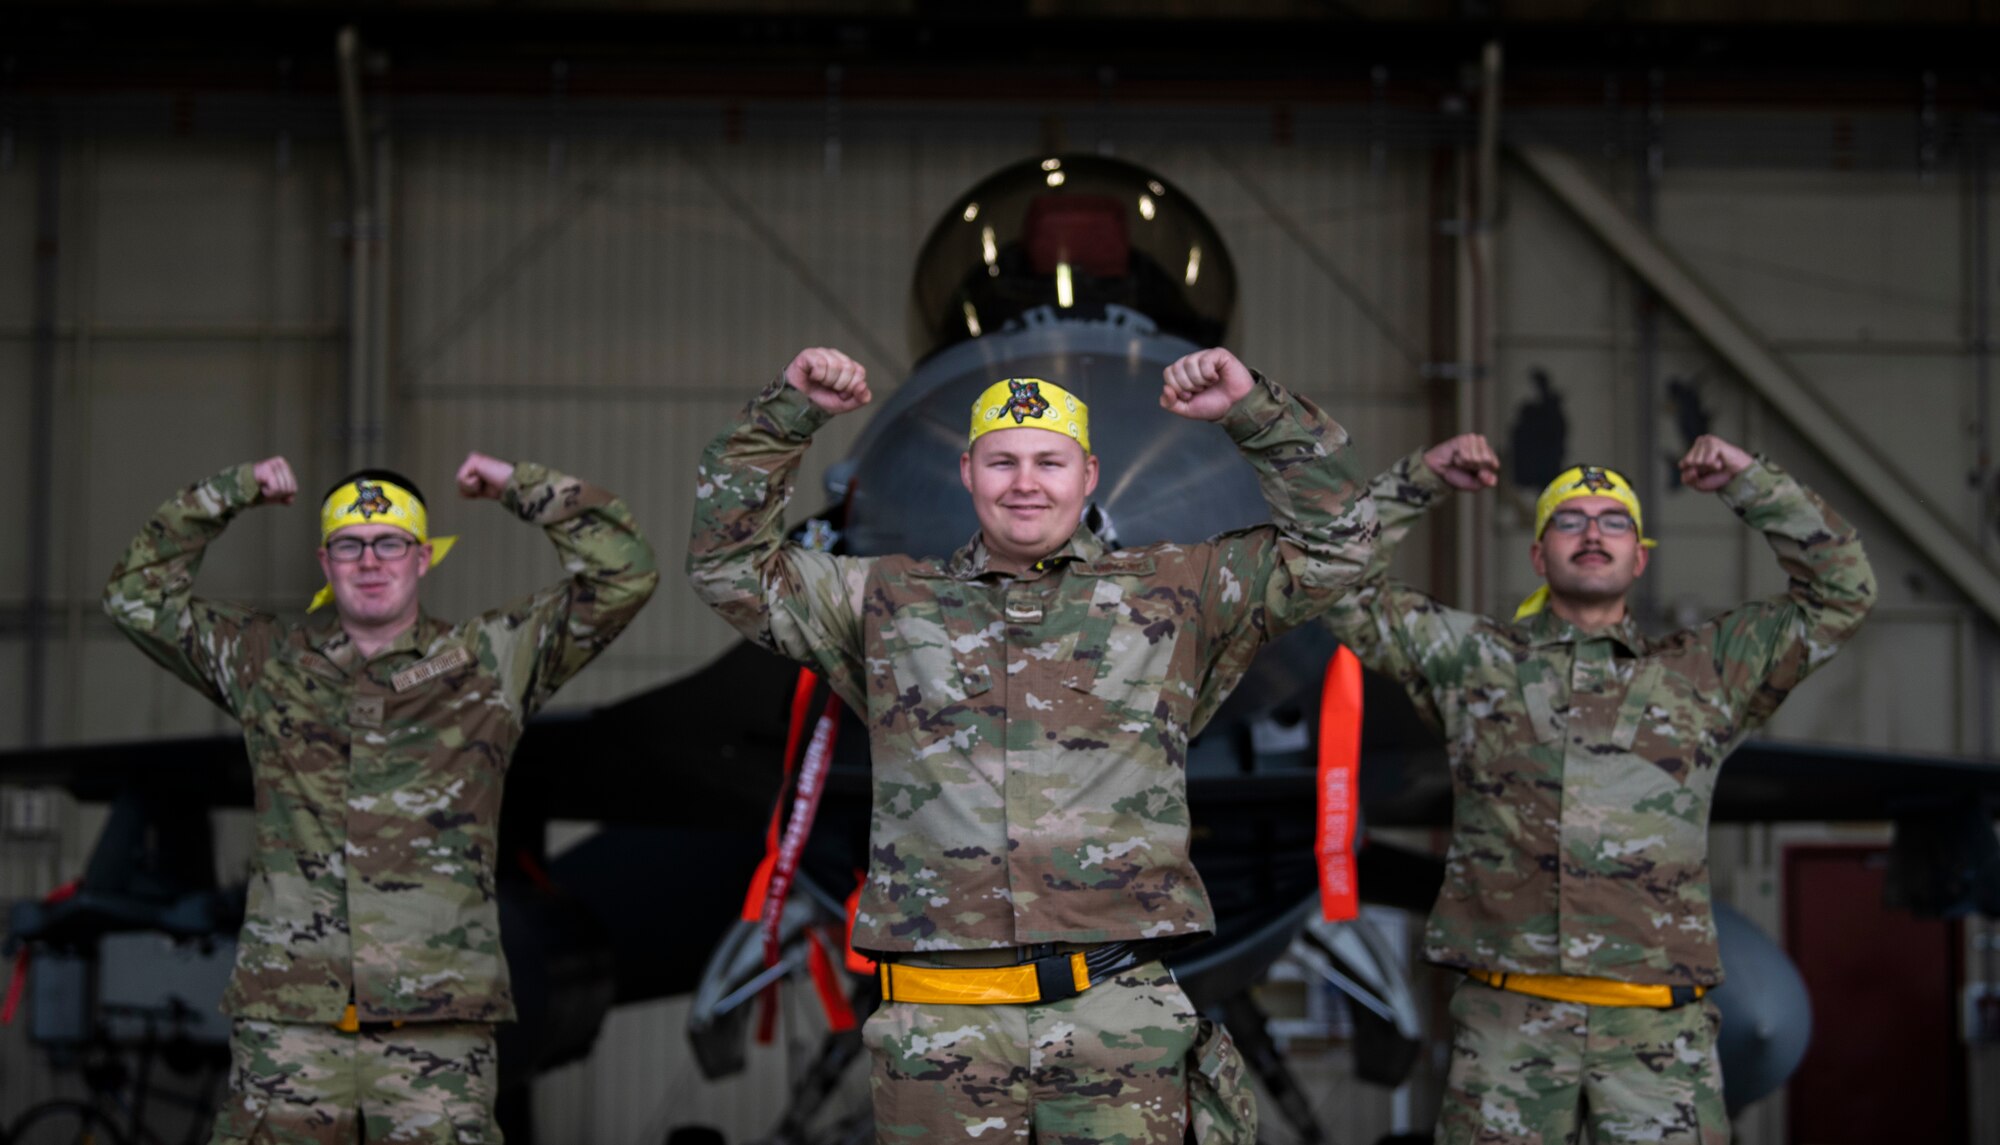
[1460,39,1501,614]
[337,26,378,470]
[1633,71,1665,624]
[1974,109,1993,755]
[26,127,60,746]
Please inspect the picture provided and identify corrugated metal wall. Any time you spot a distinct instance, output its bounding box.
[2,95,1996,1141]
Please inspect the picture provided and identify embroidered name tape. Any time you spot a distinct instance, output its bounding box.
[392,646,473,693]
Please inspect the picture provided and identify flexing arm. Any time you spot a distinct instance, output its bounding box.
[462,452,660,715]
[1318,435,1496,731]
[685,348,877,710]
[1687,435,1877,728]
[101,458,293,715]
[1166,349,1379,727]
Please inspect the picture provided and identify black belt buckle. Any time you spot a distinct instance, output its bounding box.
[1032,952,1081,1004]
[1669,985,1701,1007]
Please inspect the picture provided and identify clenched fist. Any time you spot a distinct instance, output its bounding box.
[456,452,517,500]
[784,347,871,416]
[252,456,298,506]
[1676,435,1753,493]
[1422,434,1500,492]
[1160,348,1255,422]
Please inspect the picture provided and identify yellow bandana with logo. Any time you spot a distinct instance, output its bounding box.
[969,378,1090,452]
[1515,464,1657,621]
[307,476,457,613]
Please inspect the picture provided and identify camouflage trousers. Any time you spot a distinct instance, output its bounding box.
[208,1019,501,1144]
[864,957,1255,1144]
[1439,978,1728,1145]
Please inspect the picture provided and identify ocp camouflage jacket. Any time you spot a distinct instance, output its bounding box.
[687,375,1378,953]
[104,462,658,1023]
[1325,449,1874,985]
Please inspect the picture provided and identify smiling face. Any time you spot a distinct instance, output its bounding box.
[1530,494,1649,613]
[317,524,432,629]
[960,427,1100,572]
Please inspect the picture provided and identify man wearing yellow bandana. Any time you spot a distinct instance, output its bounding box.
[689,346,1379,1143]
[104,451,658,1143]
[1323,432,1875,1145]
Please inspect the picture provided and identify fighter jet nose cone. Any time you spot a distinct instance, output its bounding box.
[908,154,1237,363]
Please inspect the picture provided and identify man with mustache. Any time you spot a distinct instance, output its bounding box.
[104,453,658,1142]
[688,345,1378,1143]
[1323,432,1874,1144]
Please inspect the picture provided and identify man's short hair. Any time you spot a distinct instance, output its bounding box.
[324,469,428,507]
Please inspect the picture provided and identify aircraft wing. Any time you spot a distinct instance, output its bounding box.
[1712,738,2000,820]
[0,733,252,806]
[1356,708,2000,828]
[0,640,798,833]
[6,648,1996,831]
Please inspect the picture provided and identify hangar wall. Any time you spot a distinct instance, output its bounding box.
[1,91,1994,1141]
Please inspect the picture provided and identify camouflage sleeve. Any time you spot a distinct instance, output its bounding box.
[685,378,874,711]
[101,463,279,716]
[1318,449,1484,733]
[1188,372,1379,727]
[490,462,661,715]
[1704,458,1876,729]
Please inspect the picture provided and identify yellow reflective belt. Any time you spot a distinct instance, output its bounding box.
[879,953,1091,1005]
[1468,969,1704,1008]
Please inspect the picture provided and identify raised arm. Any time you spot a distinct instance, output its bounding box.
[102,458,293,715]
[1319,436,1495,731]
[461,452,660,715]
[1683,435,1877,729]
[1159,349,1378,727]
[686,348,877,710]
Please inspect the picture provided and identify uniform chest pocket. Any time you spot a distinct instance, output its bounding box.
[1466,655,1565,749]
[1059,573,1182,726]
[1610,662,1663,751]
[1614,661,1712,785]
[1447,681,1560,766]
[883,599,998,715]
[251,652,349,762]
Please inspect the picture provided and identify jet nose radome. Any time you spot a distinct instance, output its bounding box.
[907,154,1238,363]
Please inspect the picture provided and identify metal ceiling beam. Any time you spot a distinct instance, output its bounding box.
[7,11,2000,97]
[1514,142,2000,629]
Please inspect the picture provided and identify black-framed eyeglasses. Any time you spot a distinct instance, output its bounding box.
[1546,509,1637,537]
[326,535,417,562]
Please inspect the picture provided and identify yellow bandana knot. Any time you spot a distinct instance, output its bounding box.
[308,476,457,612]
[1514,464,1657,621]
[969,378,1090,452]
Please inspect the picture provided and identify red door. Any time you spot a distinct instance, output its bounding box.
[1783,844,1965,1144]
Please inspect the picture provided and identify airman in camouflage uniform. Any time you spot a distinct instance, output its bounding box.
[105,452,658,1143]
[687,346,1377,1143]
[1323,432,1874,1144]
